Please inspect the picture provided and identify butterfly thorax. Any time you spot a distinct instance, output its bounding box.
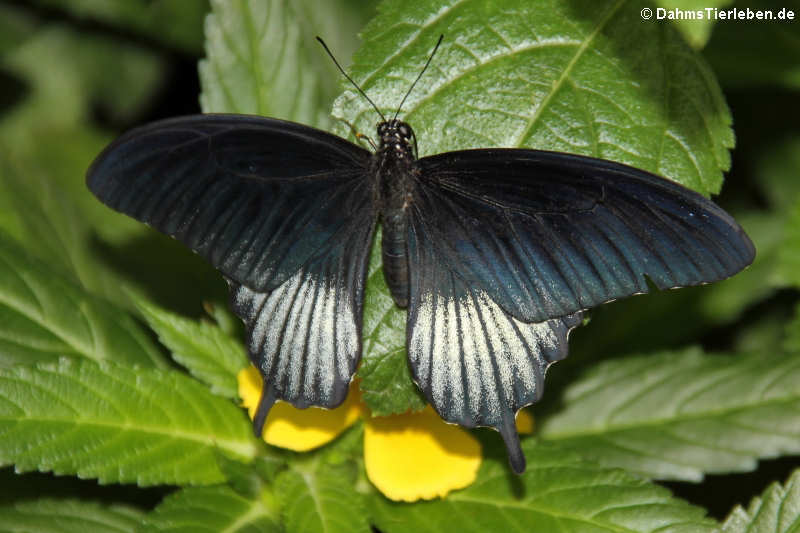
[373,119,416,308]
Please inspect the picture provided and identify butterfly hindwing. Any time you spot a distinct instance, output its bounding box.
[87,114,372,292]
[413,149,755,324]
[230,202,375,428]
[407,217,581,472]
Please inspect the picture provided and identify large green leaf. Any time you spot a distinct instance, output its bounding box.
[200,0,368,126]
[721,468,800,533]
[135,296,248,399]
[276,463,370,533]
[0,131,222,315]
[334,0,733,194]
[538,348,800,481]
[141,485,281,533]
[0,498,143,533]
[343,0,735,415]
[0,357,259,485]
[0,152,138,307]
[369,441,717,532]
[0,232,164,369]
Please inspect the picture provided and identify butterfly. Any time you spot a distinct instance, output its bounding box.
[86,37,755,474]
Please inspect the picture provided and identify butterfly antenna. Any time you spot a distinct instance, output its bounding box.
[393,34,444,121]
[316,36,386,123]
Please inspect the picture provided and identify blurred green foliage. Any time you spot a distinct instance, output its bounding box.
[0,0,799,531]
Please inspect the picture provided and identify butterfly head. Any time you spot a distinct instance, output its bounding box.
[377,119,416,160]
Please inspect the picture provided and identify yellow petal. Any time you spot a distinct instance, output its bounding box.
[237,366,362,452]
[364,406,481,502]
[516,408,535,434]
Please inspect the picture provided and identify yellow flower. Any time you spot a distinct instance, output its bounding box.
[238,365,533,501]
[239,366,363,452]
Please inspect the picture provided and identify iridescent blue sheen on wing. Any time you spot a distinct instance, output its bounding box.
[87,114,372,292]
[229,201,375,430]
[407,213,581,472]
[86,111,756,475]
[413,149,755,323]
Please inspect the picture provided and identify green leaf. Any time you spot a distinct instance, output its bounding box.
[199,0,367,126]
[0,152,138,307]
[215,452,264,499]
[0,357,258,485]
[538,348,800,481]
[0,232,165,368]
[141,485,281,533]
[653,0,733,49]
[135,295,248,399]
[721,468,800,533]
[369,441,717,533]
[0,498,143,533]
[0,124,145,247]
[334,0,733,195]
[359,229,425,415]
[276,464,370,533]
[346,0,734,416]
[203,301,242,338]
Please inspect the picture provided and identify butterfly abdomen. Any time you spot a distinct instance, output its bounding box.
[375,119,416,308]
[381,210,409,307]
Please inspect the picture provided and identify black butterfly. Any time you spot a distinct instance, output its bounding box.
[86,39,754,474]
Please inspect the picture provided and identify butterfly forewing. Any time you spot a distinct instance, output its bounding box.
[87,114,377,422]
[87,115,372,292]
[412,149,756,324]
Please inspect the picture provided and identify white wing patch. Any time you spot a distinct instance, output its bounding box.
[409,284,579,429]
[407,222,582,473]
[230,243,366,411]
